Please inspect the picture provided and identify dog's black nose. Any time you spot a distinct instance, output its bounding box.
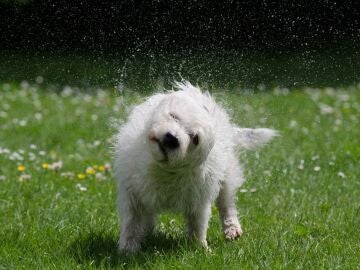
[162,132,180,149]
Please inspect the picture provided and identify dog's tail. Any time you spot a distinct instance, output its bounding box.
[233,127,279,150]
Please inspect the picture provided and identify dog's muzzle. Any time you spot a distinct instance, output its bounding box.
[149,132,180,160]
[162,132,180,150]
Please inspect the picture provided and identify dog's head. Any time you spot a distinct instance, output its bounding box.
[147,91,215,165]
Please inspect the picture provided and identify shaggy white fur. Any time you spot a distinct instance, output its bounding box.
[114,81,277,253]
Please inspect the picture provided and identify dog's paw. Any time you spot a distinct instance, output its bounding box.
[200,239,208,248]
[224,225,243,240]
[223,217,243,240]
[118,239,141,254]
[201,240,213,253]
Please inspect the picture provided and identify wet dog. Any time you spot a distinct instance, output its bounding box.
[114,81,277,252]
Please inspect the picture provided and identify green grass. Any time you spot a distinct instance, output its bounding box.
[0,80,359,269]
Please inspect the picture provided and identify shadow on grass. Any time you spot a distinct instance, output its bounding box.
[69,231,191,268]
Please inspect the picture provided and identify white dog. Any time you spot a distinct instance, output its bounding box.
[114,81,277,253]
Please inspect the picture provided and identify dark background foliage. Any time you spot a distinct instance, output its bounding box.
[1,0,360,53]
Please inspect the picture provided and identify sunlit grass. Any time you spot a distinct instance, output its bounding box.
[0,82,359,269]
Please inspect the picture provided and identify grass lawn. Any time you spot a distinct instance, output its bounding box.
[0,54,360,269]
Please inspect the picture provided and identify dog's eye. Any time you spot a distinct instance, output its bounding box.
[189,133,199,145]
[169,113,180,121]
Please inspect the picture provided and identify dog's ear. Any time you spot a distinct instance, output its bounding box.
[232,127,279,150]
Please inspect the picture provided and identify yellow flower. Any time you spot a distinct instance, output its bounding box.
[98,165,105,172]
[86,167,96,175]
[17,165,26,172]
[77,173,86,180]
[42,163,49,169]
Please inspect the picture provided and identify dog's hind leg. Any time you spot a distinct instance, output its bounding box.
[216,183,243,240]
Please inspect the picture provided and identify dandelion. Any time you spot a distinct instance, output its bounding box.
[20,80,29,89]
[86,166,96,175]
[75,183,87,192]
[0,175,5,181]
[314,166,321,172]
[273,86,289,96]
[35,76,44,84]
[17,165,26,172]
[0,147,10,154]
[19,174,31,182]
[84,94,92,103]
[28,152,36,161]
[302,127,309,135]
[42,163,50,169]
[325,87,335,96]
[49,161,62,171]
[0,111,7,118]
[298,160,304,170]
[60,172,74,179]
[338,93,350,102]
[19,120,27,127]
[338,172,346,178]
[335,119,342,126]
[91,114,98,121]
[30,144,37,149]
[319,103,334,115]
[95,172,106,180]
[93,140,101,147]
[289,120,297,128]
[61,86,73,97]
[10,152,23,161]
[77,173,86,180]
[98,163,111,172]
[34,113,43,120]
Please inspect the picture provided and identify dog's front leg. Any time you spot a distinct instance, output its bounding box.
[118,211,144,253]
[118,207,156,253]
[186,204,211,248]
